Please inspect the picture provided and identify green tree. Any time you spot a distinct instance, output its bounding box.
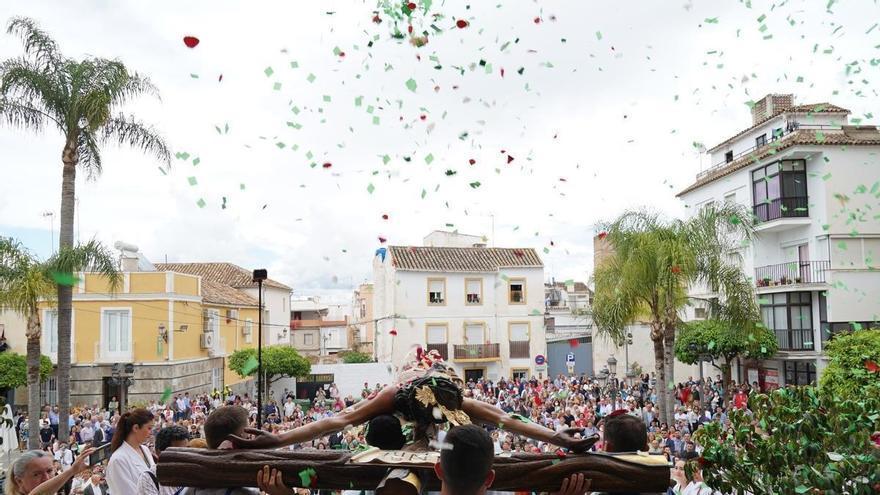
[0,352,53,390]
[820,328,880,399]
[0,17,170,439]
[696,385,880,494]
[592,204,757,423]
[340,351,373,364]
[228,346,311,399]
[675,319,777,407]
[0,237,119,448]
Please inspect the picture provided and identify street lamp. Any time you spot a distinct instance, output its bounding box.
[253,269,268,427]
[607,356,618,404]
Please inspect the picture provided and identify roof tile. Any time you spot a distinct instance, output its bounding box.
[155,262,291,290]
[388,246,543,272]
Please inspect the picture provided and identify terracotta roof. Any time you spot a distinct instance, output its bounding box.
[154,262,291,290]
[679,127,880,196]
[707,102,851,153]
[388,246,543,272]
[200,279,259,307]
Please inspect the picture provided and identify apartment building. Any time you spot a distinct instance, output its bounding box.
[289,298,349,359]
[544,281,594,376]
[678,93,880,389]
[350,283,376,356]
[373,231,547,381]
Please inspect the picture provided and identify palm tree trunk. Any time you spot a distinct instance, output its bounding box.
[26,314,42,449]
[650,323,667,424]
[721,358,733,410]
[662,327,676,424]
[57,145,78,442]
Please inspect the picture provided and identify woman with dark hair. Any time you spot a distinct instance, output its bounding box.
[106,408,155,494]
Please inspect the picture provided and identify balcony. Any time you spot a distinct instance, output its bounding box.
[755,260,829,291]
[775,328,815,351]
[509,341,530,359]
[426,343,449,361]
[753,196,810,232]
[453,343,501,361]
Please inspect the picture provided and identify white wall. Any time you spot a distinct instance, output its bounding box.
[242,286,291,345]
[591,324,700,382]
[269,362,394,400]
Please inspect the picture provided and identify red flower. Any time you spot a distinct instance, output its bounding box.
[866,360,880,373]
[372,15,382,23]
[671,265,681,274]
[534,17,542,24]
[597,231,608,240]
[183,36,200,48]
[382,214,389,220]
[456,19,468,28]
[469,159,476,165]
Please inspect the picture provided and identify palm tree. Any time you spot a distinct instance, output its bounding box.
[0,237,120,448]
[592,203,758,423]
[0,17,169,439]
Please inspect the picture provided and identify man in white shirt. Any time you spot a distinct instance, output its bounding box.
[80,422,95,444]
[283,397,295,420]
[54,443,74,471]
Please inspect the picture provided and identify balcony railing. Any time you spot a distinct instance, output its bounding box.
[453,343,500,360]
[509,341,530,358]
[755,260,829,287]
[775,328,815,351]
[426,343,448,361]
[753,196,809,223]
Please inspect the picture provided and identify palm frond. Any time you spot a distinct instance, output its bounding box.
[0,57,66,123]
[45,240,121,291]
[0,237,55,316]
[76,129,102,177]
[101,114,170,165]
[5,17,61,71]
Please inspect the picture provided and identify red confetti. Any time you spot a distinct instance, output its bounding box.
[373,15,382,23]
[468,159,476,165]
[407,24,413,34]
[534,17,542,24]
[378,236,387,243]
[183,36,200,48]
[569,339,579,348]
[456,19,469,28]
[507,155,514,164]
[556,449,567,459]
[420,114,427,120]
[671,265,681,274]
[339,51,346,57]
[407,2,417,10]
[500,68,505,77]
[597,231,608,240]
[389,329,398,336]
[322,162,332,169]
[382,214,389,220]
[866,360,880,373]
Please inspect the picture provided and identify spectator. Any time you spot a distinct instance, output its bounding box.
[82,469,109,495]
[39,419,54,449]
[137,425,190,495]
[107,396,119,416]
[433,425,496,495]
[106,409,156,495]
[5,447,94,495]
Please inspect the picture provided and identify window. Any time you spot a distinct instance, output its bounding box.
[755,134,767,147]
[426,324,448,360]
[465,278,482,305]
[760,292,814,350]
[40,376,57,406]
[752,160,808,222]
[784,361,816,386]
[304,333,315,346]
[211,367,223,391]
[102,309,131,359]
[244,319,253,344]
[509,322,530,358]
[694,307,707,319]
[464,323,485,344]
[508,279,526,304]
[511,368,529,381]
[43,309,59,355]
[428,278,446,305]
[724,150,734,163]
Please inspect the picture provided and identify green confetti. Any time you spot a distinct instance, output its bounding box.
[367,183,375,194]
[595,31,602,40]
[242,355,259,375]
[372,116,380,125]
[187,176,198,186]
[192,157,200,166]
[175,152,191,161]
[332,46,342,56]
[543,247,550,254]
[704,17,719,23]
[708,340,716,350]
[160,387,173,404]
[469,181,481,188]
[405,78,418,92]
[307,73,316,83]
[421,189,427,199]
[196,198,206,208]
[240,183,246,191]
[51,272,80,287]
[355,96,363,107]
[425,153,434,164]
[264,67,274,77]
[290,61,299,69]
[189,73,199,79]
[273,82,282,91]
[382,155,391,165]
[323,95,332,102]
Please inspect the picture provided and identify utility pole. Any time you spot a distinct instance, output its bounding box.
[253,269,268,427]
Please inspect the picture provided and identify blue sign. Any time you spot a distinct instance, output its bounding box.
[566,352,576,363]
[535,354,546,365]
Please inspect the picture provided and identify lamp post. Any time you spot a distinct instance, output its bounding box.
[253,269,268,427]
[607,356,618,405]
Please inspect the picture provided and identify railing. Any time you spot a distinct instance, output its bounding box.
[755,260,829,287]
[753,196,808,222]
[453,343,500,360]
[775,328,815,351]
[697,123,842,178]
[509,341,530,358]
[426,343,449,361]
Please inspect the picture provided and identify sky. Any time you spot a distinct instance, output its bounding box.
[1,0,878,296]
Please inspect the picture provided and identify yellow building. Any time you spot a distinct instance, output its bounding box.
[38,269,260,408]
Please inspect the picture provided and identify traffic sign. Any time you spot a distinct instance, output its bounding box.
[566,352,576,363]
[535,354,546,365]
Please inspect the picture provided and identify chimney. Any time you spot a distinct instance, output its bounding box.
[751,94,794,125]
[114,241,142,272]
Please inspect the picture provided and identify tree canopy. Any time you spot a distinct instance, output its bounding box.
[0,352,53,389]
[228,346,311,383]
[675,319,777,364]
[819,328,880,399]
[340,351,373,364]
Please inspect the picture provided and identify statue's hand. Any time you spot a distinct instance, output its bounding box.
[227,427,282,449]
[552,428,598,453]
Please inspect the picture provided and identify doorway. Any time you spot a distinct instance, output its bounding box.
[102,377,123,411]
[464,368,485,383]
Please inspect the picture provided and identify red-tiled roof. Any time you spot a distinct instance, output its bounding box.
[388,246,543,272]
[155,262,291,290]
[200,279,259,307]
[679,127,880,196]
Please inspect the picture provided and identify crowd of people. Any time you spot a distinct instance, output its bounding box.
[4,369,752,495]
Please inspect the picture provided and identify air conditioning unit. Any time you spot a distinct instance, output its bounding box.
[202,309,211,333]
[227,309,239,322]
[200,332,214,349]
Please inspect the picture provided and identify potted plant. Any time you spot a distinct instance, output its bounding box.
[780,275,789,285]
[794,277,801,284]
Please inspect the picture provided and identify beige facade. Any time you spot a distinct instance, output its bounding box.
[351,283,375,356]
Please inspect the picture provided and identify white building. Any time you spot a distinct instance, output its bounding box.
[373,232,547,382]
[678,93,880,389]
[156,262,293,346]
